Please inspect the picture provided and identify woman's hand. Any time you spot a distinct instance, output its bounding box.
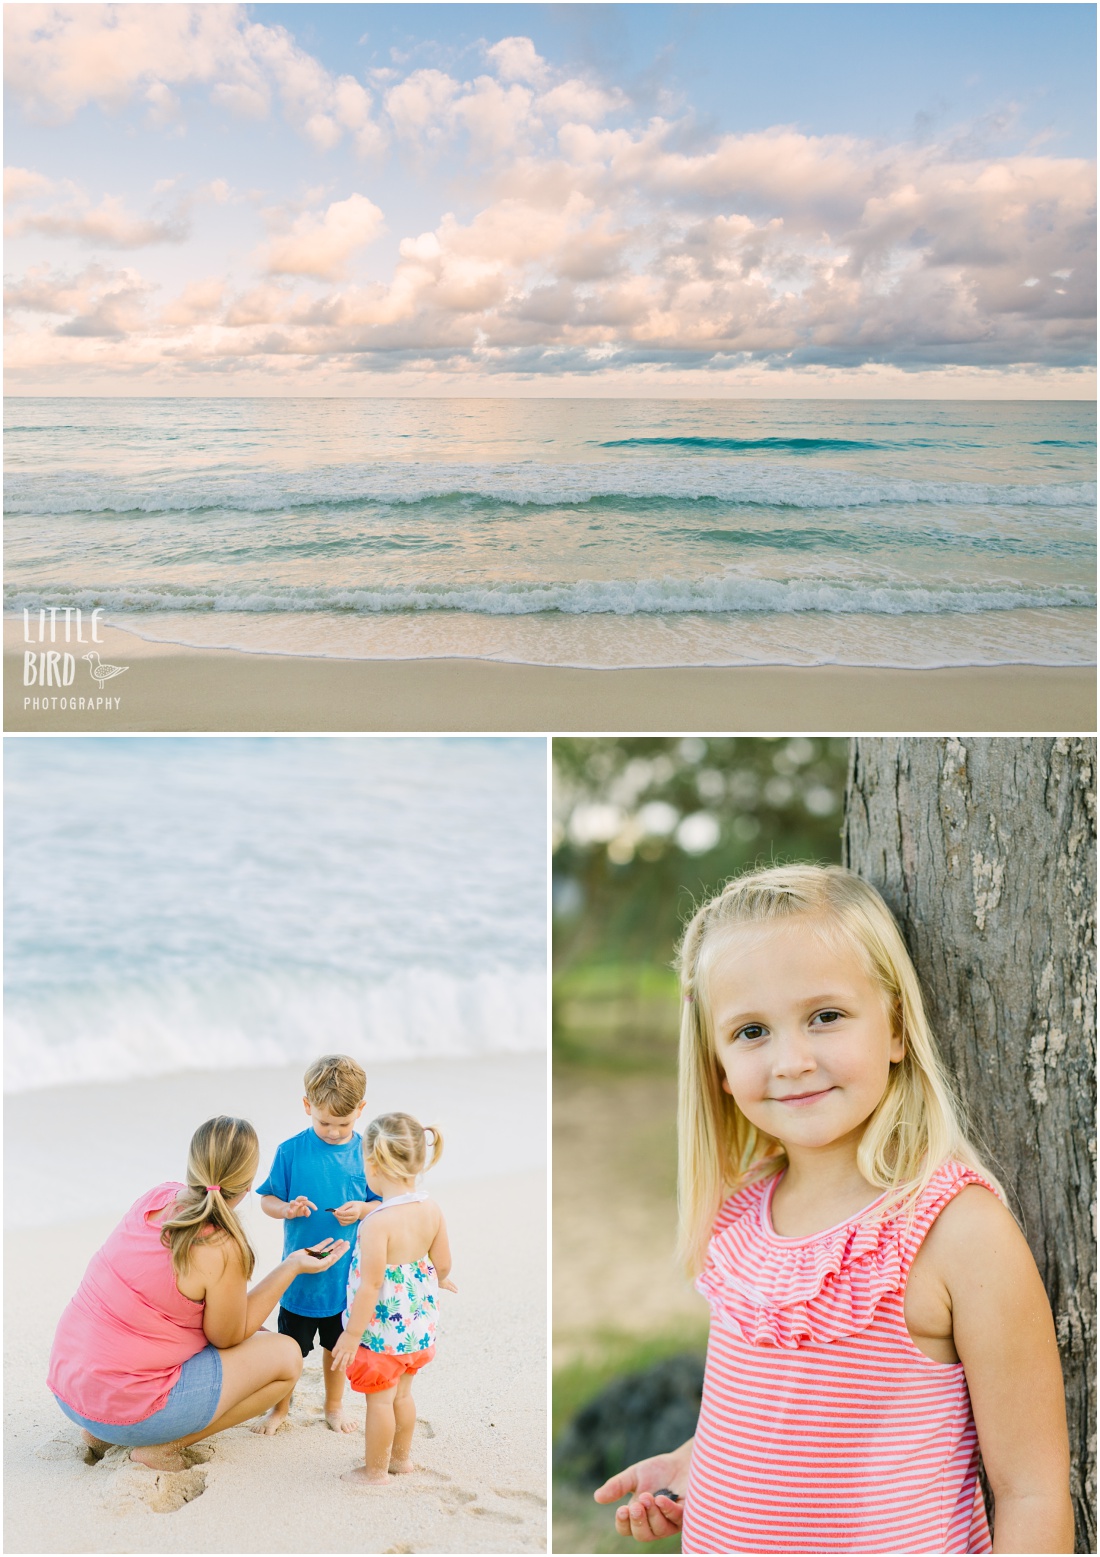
[329,1328,359,1375]
[287,1237,349,1275]
[593,1442,692,1543]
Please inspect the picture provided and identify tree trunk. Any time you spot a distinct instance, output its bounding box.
[843,737,1096,1554]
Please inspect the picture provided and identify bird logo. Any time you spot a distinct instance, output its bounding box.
[83,651,129,690]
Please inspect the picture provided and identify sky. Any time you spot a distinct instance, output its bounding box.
[4,3,1096,397]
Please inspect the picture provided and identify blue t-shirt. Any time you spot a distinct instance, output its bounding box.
[256,1126,379,1318]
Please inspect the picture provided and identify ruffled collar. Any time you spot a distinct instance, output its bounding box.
[695,1172,903,1350]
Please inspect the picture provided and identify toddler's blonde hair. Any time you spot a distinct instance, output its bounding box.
[676,863,1002,1275]
[304,1054,367,1116]
[364,1113,443,1179]
[161,1115,259,1279]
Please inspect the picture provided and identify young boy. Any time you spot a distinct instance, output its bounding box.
[253,1054,379,1434]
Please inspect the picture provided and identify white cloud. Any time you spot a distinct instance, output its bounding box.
[264,193,384,280]
[5,260,154,337]
[485,36,549,88]
[5,5,386,155]
[6,191,189,247]
[4,166,54,204]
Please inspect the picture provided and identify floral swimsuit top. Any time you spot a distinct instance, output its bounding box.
[343,1192,438,1357]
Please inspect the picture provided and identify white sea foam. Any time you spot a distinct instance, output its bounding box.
[4,967,546,1093]
[6,578,1095,617]
[4,459,1095,514]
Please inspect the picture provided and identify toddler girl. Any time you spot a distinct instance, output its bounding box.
[595,864,1072,1554]
[331,1112,455,1485]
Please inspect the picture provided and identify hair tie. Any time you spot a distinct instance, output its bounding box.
[206,1185,221,1193]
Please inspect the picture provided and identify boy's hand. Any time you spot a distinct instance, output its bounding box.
[438,1276,458,1293]
[284,1195,316,1219]
[329,1328,359,1374]
[332,1200,367,1225]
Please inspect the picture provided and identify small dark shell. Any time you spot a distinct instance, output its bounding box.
[653,1488,681,1502]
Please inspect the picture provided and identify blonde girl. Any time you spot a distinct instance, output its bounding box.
[48,1116,348,1470]
[331,1113,455,1485]
[595,864,1072,1554]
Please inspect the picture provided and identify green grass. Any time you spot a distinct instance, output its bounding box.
[553,961,680,1072]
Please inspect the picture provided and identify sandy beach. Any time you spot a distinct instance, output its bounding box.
[4,1055,547,1554]
[6,620,1095,733]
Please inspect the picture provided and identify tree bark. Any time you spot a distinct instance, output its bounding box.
[844,737,1096,1554]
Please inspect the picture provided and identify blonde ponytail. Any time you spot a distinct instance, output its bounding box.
[363,1113,442,1178]
[162,1115,259,1279]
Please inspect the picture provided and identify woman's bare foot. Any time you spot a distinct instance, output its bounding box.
[129,1443,190,1472]
[251,1395,292,1436]
[341,1465,389,1487]
[80,1429,112,1461]
[324,1406,360,1434]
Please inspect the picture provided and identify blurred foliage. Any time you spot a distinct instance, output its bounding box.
[553,737,848,984]
[552,1329,705,1555]
[553,963,681,1073]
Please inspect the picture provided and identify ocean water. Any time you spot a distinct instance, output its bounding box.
[4,737,546,1092]
[4,397,1095,668]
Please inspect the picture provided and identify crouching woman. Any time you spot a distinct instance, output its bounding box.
[47,1115,348,1470]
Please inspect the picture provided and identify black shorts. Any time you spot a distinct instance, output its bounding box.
[277,1306,345,1358]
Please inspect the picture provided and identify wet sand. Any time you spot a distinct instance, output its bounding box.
[5,621,1094,733]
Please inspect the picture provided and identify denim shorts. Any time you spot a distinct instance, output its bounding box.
[54,1344,223,1446]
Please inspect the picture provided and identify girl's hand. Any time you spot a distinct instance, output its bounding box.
[438,1276,458,1293]
[594,1446,691,1543]
[288,1237,349,1275]
[284,1195,316,1219]
[331,1201,365,1225]
[329,1328,359,1375]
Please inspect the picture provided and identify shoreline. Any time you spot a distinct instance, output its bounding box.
[6,622,1094,732]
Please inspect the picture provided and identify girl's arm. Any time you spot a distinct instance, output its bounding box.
[428,1208,456,1290]
[331,1220,387,1373]
[935,1187,1074,1554]
[593,1440,693,1542]
[191,1235,348,1349]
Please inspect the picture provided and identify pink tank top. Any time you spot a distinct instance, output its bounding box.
[48,1182,209,1425]
[684,1160,996,1555]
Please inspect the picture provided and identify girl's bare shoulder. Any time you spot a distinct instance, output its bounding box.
[918,1184,1036,1294]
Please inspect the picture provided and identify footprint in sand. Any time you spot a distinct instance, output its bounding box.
[491,1487,547,1507]
[416,1418,435,1438]
[35,1434,84,1463]
[101,1456,208,1516]
[437,1487,477,1508]
[466,1506,524,1524]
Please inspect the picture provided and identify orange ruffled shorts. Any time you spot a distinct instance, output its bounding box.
[346,1344,435,1395]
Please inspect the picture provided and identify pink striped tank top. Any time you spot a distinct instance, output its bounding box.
[685,1160,996,1555]
[47,1182,208,1425]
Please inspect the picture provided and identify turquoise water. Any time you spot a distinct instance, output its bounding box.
[5,398,1094,667]
[4,737,546,1091]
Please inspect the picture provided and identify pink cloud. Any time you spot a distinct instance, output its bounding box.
[264,194,385,280]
